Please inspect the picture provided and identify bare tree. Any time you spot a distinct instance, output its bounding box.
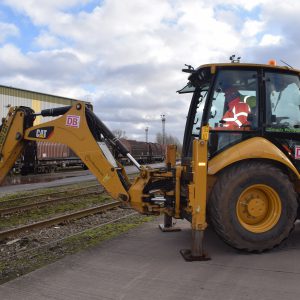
[156,132,163,144]
[155,132,182,154]
[112,129,127,139]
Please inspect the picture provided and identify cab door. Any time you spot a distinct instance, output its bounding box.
[263,70,300,172]
[207,68,259,157]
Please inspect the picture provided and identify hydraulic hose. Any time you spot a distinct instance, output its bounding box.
[39,106,72,117]
[85,107,141,169]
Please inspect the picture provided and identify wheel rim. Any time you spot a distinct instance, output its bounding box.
[236,184,282,233]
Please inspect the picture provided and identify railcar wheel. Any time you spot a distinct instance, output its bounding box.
[208,161,298,252]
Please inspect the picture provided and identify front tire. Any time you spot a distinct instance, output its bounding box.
[208,161,298,252]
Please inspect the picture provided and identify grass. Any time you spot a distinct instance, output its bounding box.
[0,193,112,229]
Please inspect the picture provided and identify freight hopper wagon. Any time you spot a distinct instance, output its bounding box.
[15,141,83,174]
[118,139,165,164]
[16,139,165,174]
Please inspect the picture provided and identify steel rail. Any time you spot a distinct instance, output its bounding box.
[0,200,121,240]
[0,189,105,215]
[0,183,100,207]
[3,212,138,261]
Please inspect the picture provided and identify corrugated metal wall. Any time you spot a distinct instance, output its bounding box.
[0,85,82,124]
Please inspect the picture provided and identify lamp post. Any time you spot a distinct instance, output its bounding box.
[145,126,149,143]
[161,114,166,145]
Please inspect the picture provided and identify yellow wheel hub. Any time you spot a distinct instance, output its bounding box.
[236,184,282,233]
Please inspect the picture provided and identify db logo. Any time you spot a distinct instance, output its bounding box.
[295,146,300,160]
[66,115,80,128]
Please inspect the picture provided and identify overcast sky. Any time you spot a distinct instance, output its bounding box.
[0,0,299,142]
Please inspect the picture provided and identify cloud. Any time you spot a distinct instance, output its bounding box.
[259,34,282,47]
[34,31,64,49]
[1,0,300,141]
[241,20,264,38]
[0,44,32,72]
[210,0,264,11]
[2,0,91,26]
[0,21,19,43]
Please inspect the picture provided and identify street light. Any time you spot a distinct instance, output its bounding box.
[161,114,166,145]
[145,126,149,143]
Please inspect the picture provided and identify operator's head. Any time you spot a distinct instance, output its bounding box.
[223,86,240,102]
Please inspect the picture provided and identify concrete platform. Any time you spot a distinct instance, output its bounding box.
[1,218,300,299]
[0,172,96,196]
[0,164,160,196]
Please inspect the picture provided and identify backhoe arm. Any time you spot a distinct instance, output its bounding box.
[0,102,171,214]
[23,102,131,201]
[0,101,210,261]
[0,102,134,202]
[0,106,35,183]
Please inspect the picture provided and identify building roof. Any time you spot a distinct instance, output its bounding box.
[0,84,88,104]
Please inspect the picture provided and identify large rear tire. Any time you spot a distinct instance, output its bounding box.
[208,161,298,252]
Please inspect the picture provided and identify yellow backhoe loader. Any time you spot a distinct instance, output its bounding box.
[1,60,300,261]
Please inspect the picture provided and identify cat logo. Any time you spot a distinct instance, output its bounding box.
[36,129,47,139]
[36,129,48,138]
[28,126,54,139]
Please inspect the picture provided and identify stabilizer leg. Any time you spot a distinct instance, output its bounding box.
[180,135,211,261]
[180,229,210,261]
[159,213,181,232]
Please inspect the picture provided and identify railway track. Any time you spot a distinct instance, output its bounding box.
[0,209,152,284]
[0,182,119,240]
[0,183,100,207]
[0,189,104,215]
[4,211,138,261]
[0,177,139,240]
[0,174,155,283]
[0,200,122,240]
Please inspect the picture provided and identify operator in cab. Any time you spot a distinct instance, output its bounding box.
[221,86,256,129]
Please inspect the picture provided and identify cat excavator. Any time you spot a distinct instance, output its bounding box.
[1,59,300,261]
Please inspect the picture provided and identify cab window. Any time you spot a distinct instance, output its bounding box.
[209,69,258,130]
[265,72,300,132]
[207,69,258,154]
[192,89,207,136]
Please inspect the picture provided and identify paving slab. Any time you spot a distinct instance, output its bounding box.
[1,218,300,300]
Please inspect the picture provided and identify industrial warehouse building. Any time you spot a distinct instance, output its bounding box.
[0,85,86,124]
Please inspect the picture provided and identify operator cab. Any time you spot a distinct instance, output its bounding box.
[179,62,300,172]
